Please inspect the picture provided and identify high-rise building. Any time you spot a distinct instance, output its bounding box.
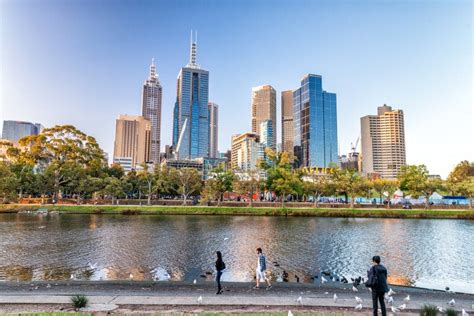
[293,74,338,168]
[141,58,162,164]
[361,104,406,179]
[231,132,260,171]
[251,85,276,149]
[281,90,294,154]
[113,115,151,171]
[172,32,210,159]
[259,120,273,149]
[208,102,218,158]
[2,120,43,144]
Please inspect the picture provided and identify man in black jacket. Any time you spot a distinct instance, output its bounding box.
[366,255,389,316]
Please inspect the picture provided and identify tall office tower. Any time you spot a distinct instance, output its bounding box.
[231,132,260,171]
[281,90,294,155]
[360,104,406,179]
[172,32,210,159]
[251,85,276,149]
[293,74,338,168]
[113,115,151,171]
[2,120,43,144]
[141,58,162,164]
[208,102,218,158]
[259,120,273,149]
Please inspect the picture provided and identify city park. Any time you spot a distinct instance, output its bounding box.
[1,125,473,215]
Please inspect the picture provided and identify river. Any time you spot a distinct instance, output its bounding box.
[0,213,472,293]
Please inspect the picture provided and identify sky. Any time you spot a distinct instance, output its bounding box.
[1,0,472,178]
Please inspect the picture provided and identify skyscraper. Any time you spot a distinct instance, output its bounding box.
[208,102,218,158]
[231,132,260,171]
[361,104,406,179]
[251,85,276,149]
[259,119,273,149]
[113,115,151,171]
[172,32,210,159]
[141,58,162,163]
[293,74,338,168]
[281,90,294,155]
[2,120,43,144]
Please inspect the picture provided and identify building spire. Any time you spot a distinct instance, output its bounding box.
[187,30,199,68]
[149,57,157,80]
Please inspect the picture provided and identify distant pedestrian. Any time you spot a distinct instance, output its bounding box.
[365,255,389,316]
[215,251,226,294]
[253,247,272,289]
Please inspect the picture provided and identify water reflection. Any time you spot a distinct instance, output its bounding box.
[0,214,472,293]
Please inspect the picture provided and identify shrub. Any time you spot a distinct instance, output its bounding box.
[446,309,457,316]
[71,294,88,309]
[420,305,438,316]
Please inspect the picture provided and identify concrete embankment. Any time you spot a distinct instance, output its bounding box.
[0,281,472,314]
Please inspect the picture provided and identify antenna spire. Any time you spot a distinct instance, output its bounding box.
[187,29,199,68]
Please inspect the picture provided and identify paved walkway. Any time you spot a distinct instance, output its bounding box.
[0,281,472,313]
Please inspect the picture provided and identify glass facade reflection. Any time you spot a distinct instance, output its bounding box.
[293,74,338,167]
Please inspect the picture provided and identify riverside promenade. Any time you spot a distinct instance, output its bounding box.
[0,281,473,314]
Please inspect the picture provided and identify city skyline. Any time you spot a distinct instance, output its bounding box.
[1,0,472,177]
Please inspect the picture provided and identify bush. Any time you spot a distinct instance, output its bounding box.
[420,305,438,316]
[71,294,88,309]
[446,309,457,316]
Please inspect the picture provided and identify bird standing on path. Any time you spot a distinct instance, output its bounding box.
[398,304,407,310]
[448,299,455,306]
[437,306,446,313]
[387,296,394,305]
[388,288,396,296]
[355,303,363,311]
[333,293,338,303]
[321,276,328,283]
[404,294,410,303]
[193,279,197,284]
[296,296,302,304]
[462,309,469,316]
[352,285,359,292]
[355,296,363,304]
[197,295,203,304]
[391,306,400,313]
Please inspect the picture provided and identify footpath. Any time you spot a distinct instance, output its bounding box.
[0,281,473,314]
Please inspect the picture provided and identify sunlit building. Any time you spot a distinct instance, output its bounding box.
[251,85,276,150]
[281,90,294,155]
[361,104,406,179]
[293,74,338,168]
[208,102,218,158]
[231,132,261,171]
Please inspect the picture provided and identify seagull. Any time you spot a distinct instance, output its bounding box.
[388,288,396,296]
[332,276,337,282]
[224,237,229,241]
[296,296,302,304]
[288,311,294,316]
[404,294,410,303]
[46,284,51,288]
[355,303,363,311]
[398,304,407,310]
[352,286,359,292]
[448,299,455,306]
[197,295,203,304]
[129,273,133,280]
[462,309,469,316]
[387,296,394,305]
[321,276,328,283]
[333,293,338,303]
[355,296,363,304]
[437,306,446,313]
[391,306,400,313]
[193,279,197,285]
[70,274,74,280]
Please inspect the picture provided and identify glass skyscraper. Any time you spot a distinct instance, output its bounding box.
[293,74,338,168]
[172,32,210,159]
[2,120,43,144]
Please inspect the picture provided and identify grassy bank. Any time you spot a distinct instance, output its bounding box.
[0,204,473,219]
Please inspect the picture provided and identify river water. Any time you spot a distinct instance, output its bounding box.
[0,213,473,293]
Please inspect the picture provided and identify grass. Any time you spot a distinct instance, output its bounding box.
[13,314,91,316]
[70,295,88,309]
[446,309,457,316]
[1,204,473,219]
[420,305,438,316]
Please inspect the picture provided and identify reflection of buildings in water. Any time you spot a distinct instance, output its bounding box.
[387,275,413,286]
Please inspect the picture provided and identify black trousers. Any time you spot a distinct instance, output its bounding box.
[372,290,387,316]
[216,270,223,292]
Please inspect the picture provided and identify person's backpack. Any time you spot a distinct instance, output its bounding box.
[222,261,226,270]
[260,255,266,271]
[365,267,379,288]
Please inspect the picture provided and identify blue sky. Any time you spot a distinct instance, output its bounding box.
[1,0,472,177]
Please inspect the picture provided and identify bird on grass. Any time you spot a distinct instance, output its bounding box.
[288,311,294,316]
[355,296,363,304]
[355,303,363,311]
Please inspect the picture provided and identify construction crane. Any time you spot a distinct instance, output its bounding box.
[350,136,360,155]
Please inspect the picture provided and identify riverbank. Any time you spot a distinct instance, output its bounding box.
[0,281,473,315]
[1,204,473,219]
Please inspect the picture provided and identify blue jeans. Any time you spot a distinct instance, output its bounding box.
[216,270,223,292]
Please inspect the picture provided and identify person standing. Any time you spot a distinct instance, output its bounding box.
[215,251,226,294]
[253,247,272,289]
[365,255,389,316]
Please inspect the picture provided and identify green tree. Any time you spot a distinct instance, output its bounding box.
[330,168,370,208]
[447,161,474,209]
[102,177,124,204]
[233,170,262,207]
[449,178,474,209]
[170,168,202,205]
[9,162,36,199]
[398,165,444,209]
[137,164,155,205]
[205,166,234,205]
[303,174,332,207]
[372,178,399,208]
[0,162,19,203]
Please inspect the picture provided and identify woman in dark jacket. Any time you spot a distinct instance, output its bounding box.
[215,251,226,294]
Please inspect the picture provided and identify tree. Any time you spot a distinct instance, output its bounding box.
[447,161,474,184]
[153,166,173,199]
[449,178,474,209]
[233,170,262,207]
[102,177,124,204]
[303,174,332,207]
[9,162,36,199]
[137,164,155,205]
[0,162,18,203]
[330,168,370,208]
[205,166,234,205]
[170,168,202,205]
[372,178,399,208]
[398,165,444,209]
